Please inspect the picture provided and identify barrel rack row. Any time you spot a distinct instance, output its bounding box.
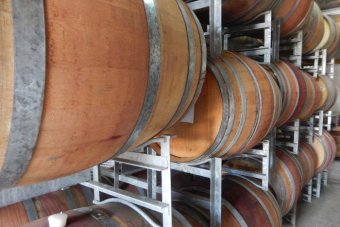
[80,1,337,227]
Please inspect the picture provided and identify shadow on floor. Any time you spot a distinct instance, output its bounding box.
[296,182,340,227]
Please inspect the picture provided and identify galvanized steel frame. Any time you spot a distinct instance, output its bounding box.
[81,136,173,227]
[224,10,279,64]
[277,120,301,155]
[171,135,274,227]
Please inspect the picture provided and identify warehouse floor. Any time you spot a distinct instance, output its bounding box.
[296,161,340,227]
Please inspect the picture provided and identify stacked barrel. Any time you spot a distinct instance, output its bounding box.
[0,0,206,188]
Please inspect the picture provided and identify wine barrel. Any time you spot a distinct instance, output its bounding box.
[195,0,281,27]
[0,0,205,188]
[179,176,281,227]
[313,15,340,58]
[222,176,282,227]
[285,63,308,123]
[322,16,340,58]
[24,203,191,227]
[219,0,280,25]
[297,72,318,121]
[0,186,91,227]
[265,61,300,126]
[311,131,337,173]
[270,148,302,215]
[224,152,302,216]
[298,142,318,185]
[172,201,210,227]
[330,131,340,158]
[273,0,313,37]
[160,51,281,163]
[302,3,325,54]
[314,75,338,112]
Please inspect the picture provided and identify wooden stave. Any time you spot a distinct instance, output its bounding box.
[0,0,205,187]
[302,2,325,54]
[265,61,300,127]
[273,0,314,37]
[0,186,90,226]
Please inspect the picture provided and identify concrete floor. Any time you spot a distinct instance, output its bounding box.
[296,161,340,227]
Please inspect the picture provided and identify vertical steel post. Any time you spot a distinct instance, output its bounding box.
[93,166,101,202]
[209,0,222,58]
[147,147,157,199]
[161,136,172,227]
[210,158,222,227]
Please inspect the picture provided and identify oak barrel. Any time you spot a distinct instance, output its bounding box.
[298,142,318,185]
[225,153,302,216]
[273,0,313,37]
[0,0,205,188]
[302,2,325,54]
[24,203,191,227]
[219,0,280,25]
[285,63,308,122]
[265,60,300,126]
[314,75,338,112]
[322,16,340,58]
[311,131,337,173]
[297,72,318,121]
[178,176,282,227]
[270,149,303,215]
[161,51,281,163]
[313,15,340,58]
[331,130,340,158]
[0,186,91,227]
